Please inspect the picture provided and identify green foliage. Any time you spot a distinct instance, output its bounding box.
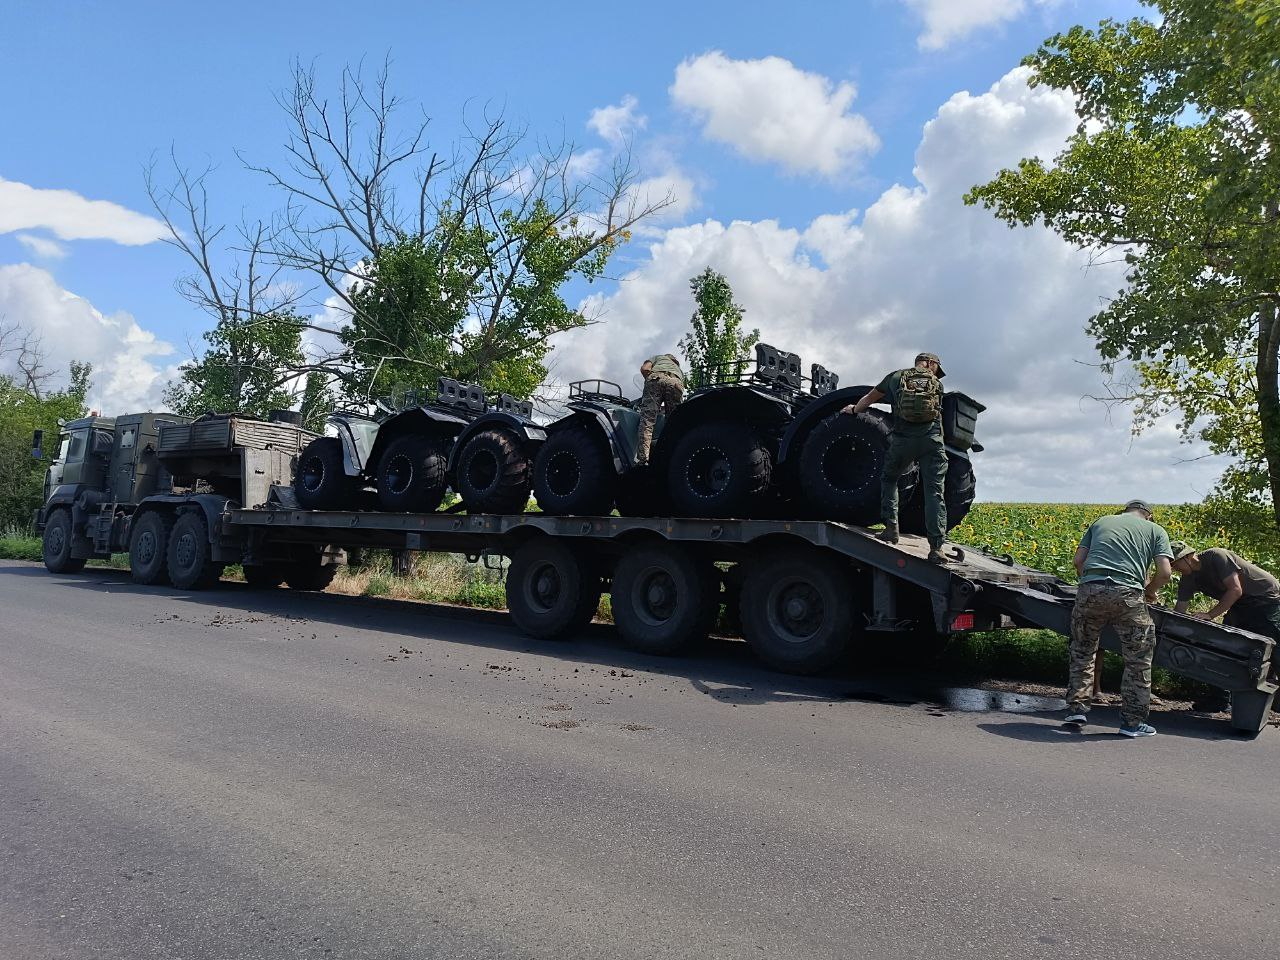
[679,268,760,389]
[965,1,1280,517]
[298,371,334,432]
[0,361,90,531]
[343,204,618,403]
[163,312,307,418]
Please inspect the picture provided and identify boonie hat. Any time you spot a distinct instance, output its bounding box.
[916,352,946,378]
[1169,541,1196,562]
[1121,499,1154,516]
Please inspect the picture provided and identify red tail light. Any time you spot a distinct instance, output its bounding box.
[950,613,975,631]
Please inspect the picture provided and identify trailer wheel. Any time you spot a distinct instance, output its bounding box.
[457,428,532,514]
[667,420,772,518]
[740,547,856,674]
[506,539,601,640]
[899,454,976,534]
[243,564,286,589]
[294,437,353,510]
[611,544,718,656]
[166,513,224,590]
[376,433,448,513]
[532,426,615,516]
[129,510,173,585]
[798,413,894,524]
[41,508,85,574]
[284,558,338,592]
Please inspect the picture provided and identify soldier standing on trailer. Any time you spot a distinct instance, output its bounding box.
[1063,500,1173,738]
[635,354,685,466]
[842,352,949,564]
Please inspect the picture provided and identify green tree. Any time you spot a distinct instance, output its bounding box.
[679,268,760,389]
[163,311,308,418]
[965,1,1280,519]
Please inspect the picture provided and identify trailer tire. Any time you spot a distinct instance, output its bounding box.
[506,539,601,640]
[243,564,287,589]
[294,437,353,510]
[532,426,615,516]
[667,420,772,518]
[900,454,976,534]
[166,513,224,590]
[740,547,856,674]
[376,433,448,513]
[129,510,173,585]
[457,428,532,514]
[42,508,85,574]
[284,558,338,592]
[611,544,718,656]
[798,412,893,524]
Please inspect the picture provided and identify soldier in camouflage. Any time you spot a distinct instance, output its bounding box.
[635,354,685,466]
[1064,499,1173,737]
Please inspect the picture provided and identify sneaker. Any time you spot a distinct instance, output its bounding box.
[876,525,899,544]
[1062,713,1087,725]
[927,548,949,564]
[1118,722,1157,738]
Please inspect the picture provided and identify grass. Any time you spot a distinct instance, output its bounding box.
[6,501,1278,700]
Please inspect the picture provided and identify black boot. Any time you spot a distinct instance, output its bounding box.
[876,523,899,544]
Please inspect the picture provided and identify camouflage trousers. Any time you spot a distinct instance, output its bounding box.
[636,371,683,465]
[1067,581,1156,726]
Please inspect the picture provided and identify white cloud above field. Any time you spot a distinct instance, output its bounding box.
[553,66,1228,503]
[0,176,167,246]
[670,52,879,177]
[0,263,177,410]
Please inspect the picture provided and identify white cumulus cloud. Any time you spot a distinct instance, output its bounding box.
[0,176,168,246]
[552,67,1229,503]
[670,51,879,178]
[15,234,68,259]
[588,95,648,146]
[0,263,177,411]
[902,0,1057,50]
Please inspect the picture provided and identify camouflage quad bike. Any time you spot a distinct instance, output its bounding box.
[530,379,662,516]
[295,379,543,515]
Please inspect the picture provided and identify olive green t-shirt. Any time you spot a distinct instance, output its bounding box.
[1176,547,1280,603]
[646,354,685,387]
[875,369,942,437]
[1078,513,1173,592]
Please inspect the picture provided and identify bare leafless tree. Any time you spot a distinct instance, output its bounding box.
[0,319,55,398]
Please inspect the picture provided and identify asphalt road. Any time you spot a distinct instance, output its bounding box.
[1,559,1276,960]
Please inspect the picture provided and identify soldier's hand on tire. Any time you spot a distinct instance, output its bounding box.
[840,404,855,415]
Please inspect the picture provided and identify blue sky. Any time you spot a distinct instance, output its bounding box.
[6,0,1223,503]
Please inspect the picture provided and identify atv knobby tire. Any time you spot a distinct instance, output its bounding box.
[294,437,352,510]
[533,426,615,516]
[456,428,532,514]
[376,433,448,513]
[798,412,895,524]
[666,420,772,518]
[899,453,976,534]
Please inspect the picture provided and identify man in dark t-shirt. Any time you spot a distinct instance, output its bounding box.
[1171,542,1280,644]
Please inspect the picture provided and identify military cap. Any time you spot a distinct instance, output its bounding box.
[915,352,946,378]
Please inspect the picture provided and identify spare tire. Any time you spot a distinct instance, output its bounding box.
[798,412,896,524]
[533,425,615,516]
[456,428,532,514]
[376,433,448,512]
[900,453,976,534]
[294,437,353,510]
[666,420,772,518]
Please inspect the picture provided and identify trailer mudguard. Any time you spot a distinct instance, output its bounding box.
[331,416,380,476]
[448,412,547,472]
[137,493,231,542]
[38,483,92,526]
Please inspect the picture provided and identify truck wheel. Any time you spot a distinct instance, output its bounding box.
[294,437,352,510]
[611,543,718,656]
[129,510,173,585]
[506,538,601,640]
[533,426,615,516]
[284,558,338,592]
[667,421,772,518]
[457,428,532,514]
[740,547,856,674]
[798,413,892,524]
[243,564,286,589]
[900,454,976,534]
[42,509,86,574]
[166,513,225,590]
[376,434,447,512]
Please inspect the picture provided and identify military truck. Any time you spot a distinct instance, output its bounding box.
[297,378,543,515]
[34,411,341,590]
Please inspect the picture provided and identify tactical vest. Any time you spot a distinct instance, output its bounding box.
[896,368,942,423]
